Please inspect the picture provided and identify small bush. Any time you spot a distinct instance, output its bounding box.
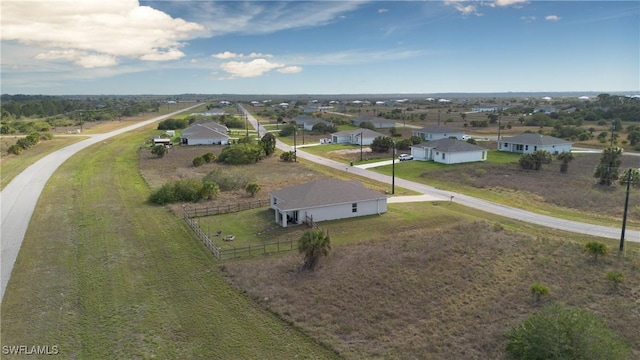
[203,168,255,191]
[8,144,23,155]
[202,152,216,163]
[151,145,168,158]
[505,304,630,359]
[530,282,550,303]
[585,241,610,261]
[606,271,624,290]
[280,151,296,162]
[193,156,205,167]
[148,178,206,204]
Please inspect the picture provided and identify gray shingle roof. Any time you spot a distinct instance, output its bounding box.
[332,128,386,138]
[415,125,461,134]
[271,179,386,211]
[502,133,571,145]
[413,138,486,152]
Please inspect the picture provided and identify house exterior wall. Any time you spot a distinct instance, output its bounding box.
[498,141,571,154]
[332,134,352,144]
[184,137,229,146]
[413,131,464,141]
[270,196,387,227]
[433,150,486,164]
[411,146,430,161]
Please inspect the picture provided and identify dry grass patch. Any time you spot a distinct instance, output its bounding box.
[222,220,640,359]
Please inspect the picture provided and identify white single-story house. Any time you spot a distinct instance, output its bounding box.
[413,125,464,141]
[331,128,386,146]
[497,133,572,154]
[411,138,488,164]
[270,179,388,227]
[471,105,508,112]
[293,115,333,131]
[351,116,396,129]
[181,122,230,146]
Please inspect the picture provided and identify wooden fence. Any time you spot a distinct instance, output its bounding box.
[185,199,270,218]
[183,200,297,261]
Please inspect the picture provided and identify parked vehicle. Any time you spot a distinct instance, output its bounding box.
[398,154,413,161]
[461,135,471,140]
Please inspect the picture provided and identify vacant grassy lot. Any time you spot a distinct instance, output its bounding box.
[0,135,86,189]
[222,203,640,359]
[374,152,640,229]
[0,126,338,359]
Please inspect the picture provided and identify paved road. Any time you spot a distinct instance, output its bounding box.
[0,104,202,302]
[240,105,639,244]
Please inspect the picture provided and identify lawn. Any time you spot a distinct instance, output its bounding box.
[0,124,339,359]
[221,202,640,359]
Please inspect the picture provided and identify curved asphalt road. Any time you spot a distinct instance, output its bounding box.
[0,104,202,301]
[240,105,639,243]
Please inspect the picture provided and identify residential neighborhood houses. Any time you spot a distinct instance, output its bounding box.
[498,133,573,154]
[293,115,333,131]
[270,179,388,227]
[331,128,386,145]
[411,138,488,164]
[350,115,396,129]
[413,125,465,141]
[180,121,230,146]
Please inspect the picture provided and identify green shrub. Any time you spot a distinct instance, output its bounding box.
[217,143,264,165]
[280,151,296,162]
[151,145,168,158]
[8,144,23,155]
[202,168,255,191]
[202,152,216,163]
[506,304,630,359]
[529,282,549,303]
[148,178,206,204]
[585,241,610,261]
[192,156,205,167]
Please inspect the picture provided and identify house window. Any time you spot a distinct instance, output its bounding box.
[525,145,529,151]
[352,203,358,213]
[442,153,445,160]
[504,143,508,148]
[273,198,277,205]
[534,146,537,151]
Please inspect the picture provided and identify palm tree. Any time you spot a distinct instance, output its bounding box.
[556,151,575,173]
[245,183,261,197]
[584,241,610,262]
[594,146,623,185]
[298,229,331,271]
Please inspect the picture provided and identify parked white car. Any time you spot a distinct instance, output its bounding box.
[398,154,413,161]
[461,135,471,140]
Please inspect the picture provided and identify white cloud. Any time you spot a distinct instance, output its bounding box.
[212,51,243,59]
[545,15,561,21]
[219,59,285,78]
[1,0,203,68]
[494,0,528,7]
[520,16,537,23]
[444,1,480,16]
[212,51,273,59]
[378,8,388,14]
[277,66,302,74]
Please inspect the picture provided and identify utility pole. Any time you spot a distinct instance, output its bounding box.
[620,169,632,251]
[293,126,297,162]
[391,141,396,194]
[437,100,441,126]
[359,132,363,161]
[245,113,249,138]
[610,121,615,147]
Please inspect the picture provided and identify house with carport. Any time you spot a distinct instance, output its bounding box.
[270,179,387,227]
[411,138,487,164]
[497,133,572,155]
[331,128,386,146]
[180,121,230,145]
[413,125,464,141]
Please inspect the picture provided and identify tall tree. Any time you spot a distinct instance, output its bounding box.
[260,132,276,156]
[594,146,623,185]
[298,229,331,271]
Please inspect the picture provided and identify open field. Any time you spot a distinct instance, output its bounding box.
[222,203,640,359]
[0,103,202,190]
[0,125,339,359]
[0,135,86,190]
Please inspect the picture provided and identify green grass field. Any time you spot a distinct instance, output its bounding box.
[0,125,339,359]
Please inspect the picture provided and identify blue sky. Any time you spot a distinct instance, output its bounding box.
[1,1,638,95]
